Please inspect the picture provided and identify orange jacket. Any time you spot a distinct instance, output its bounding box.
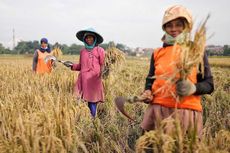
[36,50,52,74]
[151,45,202,111]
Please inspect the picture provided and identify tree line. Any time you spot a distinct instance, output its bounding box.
[223,45,230,56]
[1,40,230,56]
[0,41,133,55]
[205,45,230,56]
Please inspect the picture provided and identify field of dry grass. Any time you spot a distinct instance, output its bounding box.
[209,57,230,68]
[0,55,229,153]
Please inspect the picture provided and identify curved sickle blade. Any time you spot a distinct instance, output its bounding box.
[114,96,135,121]
[44,55,57,63]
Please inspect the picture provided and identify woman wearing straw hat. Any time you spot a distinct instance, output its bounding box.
[140,5,214,138]
[64,28,105,118]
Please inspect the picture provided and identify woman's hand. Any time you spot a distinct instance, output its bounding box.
[176,79,196,96]
[140,90,153,103]
[51,60,57,68]
[63,61,73,68]
[99,65,105,79]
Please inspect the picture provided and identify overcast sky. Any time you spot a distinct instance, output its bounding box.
[1,0,229,48]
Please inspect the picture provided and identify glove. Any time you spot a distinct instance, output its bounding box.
[63,61,73,68]
[176,79,196,96]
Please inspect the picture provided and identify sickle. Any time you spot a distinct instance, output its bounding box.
[114,96,147,121]
[44,55,72,66]
[44,55,57,63]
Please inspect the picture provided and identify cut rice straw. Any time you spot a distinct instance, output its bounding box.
[51,45,63,58]
[102,46,125,79]
[175,14,210,80]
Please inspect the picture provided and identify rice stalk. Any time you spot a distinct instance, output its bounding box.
[175,15,210,80]
[214,130,230,152]
[136,127,174,153]
[51,46,63,58]
[102,46,125,79]
[0,43,229,152]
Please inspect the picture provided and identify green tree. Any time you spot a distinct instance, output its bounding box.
[32,41,40,53]
[108,41,116,48]
[116,43,126,51]
[100,43,109,50]
[14,40,48,54]
[58,44,69,54]
[68,44,83,54]
[15,41,31,54]
[116,43,132,54]
[0,43,5,54]
[223,45,230,56]
[0,43,11,54]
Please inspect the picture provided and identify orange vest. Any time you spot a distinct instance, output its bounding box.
[151,45,202,111]
[36,50,52,74]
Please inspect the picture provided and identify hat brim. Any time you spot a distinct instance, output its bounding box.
[76,30,103,44]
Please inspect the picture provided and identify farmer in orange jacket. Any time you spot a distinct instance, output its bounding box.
[32,38,53,74]
[141,5,214,138]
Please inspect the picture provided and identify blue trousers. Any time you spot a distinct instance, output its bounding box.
[88,102,97,117]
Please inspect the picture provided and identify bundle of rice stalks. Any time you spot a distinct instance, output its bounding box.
[213,130,230,152]
[136,117,204,153]
[174,15,210,80]
[51,46,63,58]
[49,46,63,69]
[102,46,125,79]
[136,130,174,153]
